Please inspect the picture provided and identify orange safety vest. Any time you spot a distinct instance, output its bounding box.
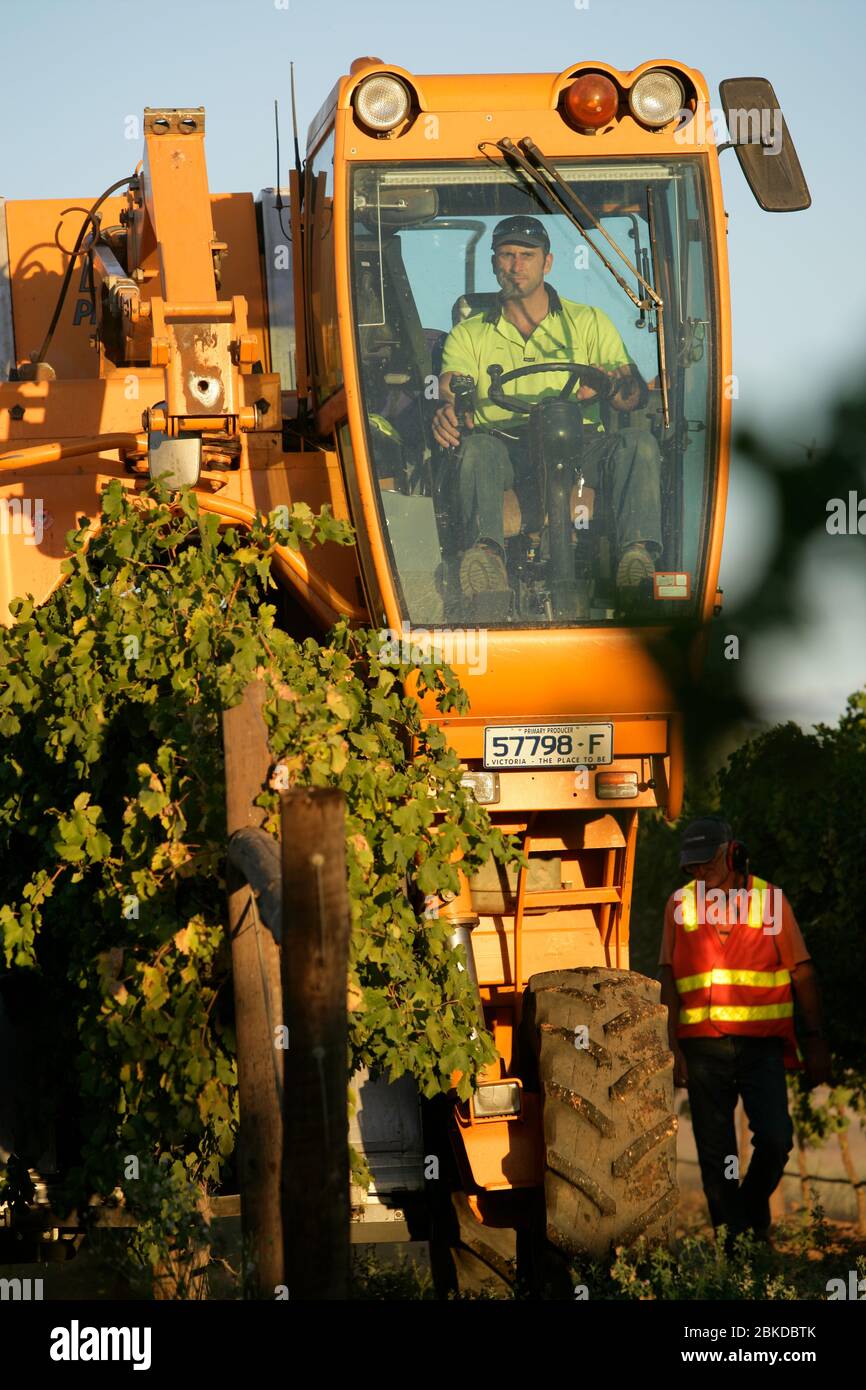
[671,875,803,1070]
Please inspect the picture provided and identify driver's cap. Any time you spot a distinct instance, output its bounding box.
[492,216,550,252]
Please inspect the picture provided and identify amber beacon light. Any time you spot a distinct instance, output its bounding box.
[563,73,620,130]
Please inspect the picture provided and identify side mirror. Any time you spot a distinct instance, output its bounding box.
[355,185,439,228]
[719,78,810,212]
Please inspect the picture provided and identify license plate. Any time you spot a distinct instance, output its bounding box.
[483,723,613,770]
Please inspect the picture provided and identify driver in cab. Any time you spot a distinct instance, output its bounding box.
[431,216,662,598]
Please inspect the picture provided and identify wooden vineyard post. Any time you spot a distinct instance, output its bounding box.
[222,678,284,1297]
[837,1129,866,1235]
[280,788,351,1300]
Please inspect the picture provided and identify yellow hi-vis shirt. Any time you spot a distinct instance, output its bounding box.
[439,284,632,431]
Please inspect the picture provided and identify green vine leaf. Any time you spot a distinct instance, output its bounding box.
[0,480,517,1210]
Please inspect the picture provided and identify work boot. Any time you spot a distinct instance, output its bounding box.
[459,541,509,598]
[616,541,655,590]
[459,541,511,623]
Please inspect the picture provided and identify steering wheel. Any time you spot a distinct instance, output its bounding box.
[486,361,614,414]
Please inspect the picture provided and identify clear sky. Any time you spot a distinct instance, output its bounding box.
[2,0,864,725]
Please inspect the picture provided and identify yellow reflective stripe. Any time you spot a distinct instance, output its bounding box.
[746,876,768,928]
[715,966,789,988]
[675,967,791,994]
[679,1003,794,1025]
[681,880,698,931]
[676,970,712,993]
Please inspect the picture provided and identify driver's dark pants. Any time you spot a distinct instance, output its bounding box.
[680,1036,794,1239]
[455,426,662,557]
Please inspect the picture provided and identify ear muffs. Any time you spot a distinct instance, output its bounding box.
[727,839,748,875]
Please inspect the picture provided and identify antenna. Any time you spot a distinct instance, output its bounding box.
[290,61,302,179]
[273,98,291,239]
[274,99,283,212]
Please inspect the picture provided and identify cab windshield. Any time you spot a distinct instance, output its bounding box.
[349,158,716,627]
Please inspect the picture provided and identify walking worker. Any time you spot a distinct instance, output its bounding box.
[658,816,831,1245]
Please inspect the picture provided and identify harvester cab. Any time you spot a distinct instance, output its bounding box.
[330,68,807,642]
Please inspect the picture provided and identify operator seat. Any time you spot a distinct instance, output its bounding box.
[451,292,500,325]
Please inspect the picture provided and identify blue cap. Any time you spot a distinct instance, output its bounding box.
[679,817,732,868]
[491,215,550,252]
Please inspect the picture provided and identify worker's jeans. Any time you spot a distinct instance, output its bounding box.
[680,1036,794,1238]
[454,426,662,555]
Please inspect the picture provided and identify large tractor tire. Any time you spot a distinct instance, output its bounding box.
[519,967,677,1284]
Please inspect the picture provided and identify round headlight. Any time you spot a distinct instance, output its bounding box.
[355,74,411,132]
[629,71,686,128]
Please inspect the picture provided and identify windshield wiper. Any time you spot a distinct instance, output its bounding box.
[644,183,670,429]
[623,212,648,328]
[493,136,670,428]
